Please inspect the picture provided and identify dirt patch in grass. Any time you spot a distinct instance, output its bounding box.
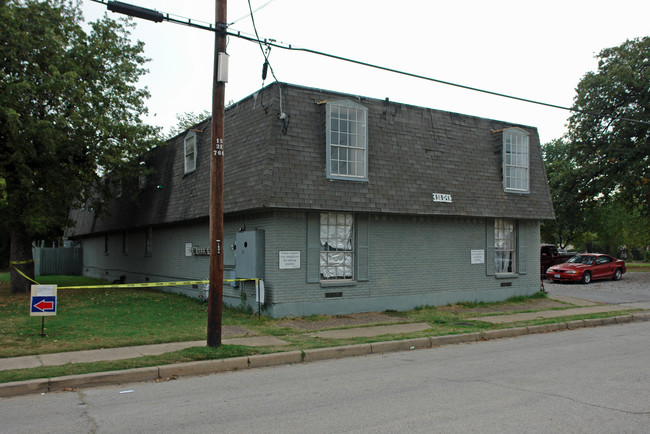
[436,297,569,315]
[223,325,257,337]
[278,312,408,331]
[278,297,569,330]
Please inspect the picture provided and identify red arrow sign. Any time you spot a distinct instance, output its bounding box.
[34,300,54,311]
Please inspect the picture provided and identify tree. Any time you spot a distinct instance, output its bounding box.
[167,110,211,139]
[567,37,650,215]
[542,135,650,255]
[0,1,160,293]
[540,138,585,249]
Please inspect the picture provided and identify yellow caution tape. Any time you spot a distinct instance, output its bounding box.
[10,263,40,285]
[11,259,261,290]
[58,278,260,290]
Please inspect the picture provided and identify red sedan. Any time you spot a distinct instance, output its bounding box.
[545,253,626,284]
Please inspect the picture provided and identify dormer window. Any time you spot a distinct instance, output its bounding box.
[503,128,529,193]
[184,131,197,174]
[326,99,368,181]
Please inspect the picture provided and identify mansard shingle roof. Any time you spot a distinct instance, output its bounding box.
[67,82,554,237]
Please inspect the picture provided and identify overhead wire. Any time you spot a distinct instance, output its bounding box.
[230,0,275,26]
[225,31,650,127]
[246,0,285,122]
[89,0,650,127]
[247,0,279,84]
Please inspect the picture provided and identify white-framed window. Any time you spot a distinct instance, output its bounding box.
[495,218,516,274]
[320,212,354,280]
[503,128,529,193]
[184,132,197,174]
[326,100,368,181]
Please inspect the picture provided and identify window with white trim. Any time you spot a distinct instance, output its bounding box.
[495,218,516,274]
[320,212,354,280]
[326,100,368,181]
[184,132,197,174]
[503,128,529,193]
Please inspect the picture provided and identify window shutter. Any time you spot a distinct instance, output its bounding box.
[518,221,527,275]
[306,212,321,283]
[486,219,495,276]
[356,214,369,281]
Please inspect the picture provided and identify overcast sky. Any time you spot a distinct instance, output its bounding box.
[82,0,649,143]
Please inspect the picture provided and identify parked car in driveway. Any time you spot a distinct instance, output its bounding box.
[545,253,626,284]
[540,244,576,276]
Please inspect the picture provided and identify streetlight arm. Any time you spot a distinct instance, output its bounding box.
[107,1,163,22]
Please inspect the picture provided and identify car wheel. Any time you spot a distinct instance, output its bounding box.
[581,271,591,284]
[613,268,622,281]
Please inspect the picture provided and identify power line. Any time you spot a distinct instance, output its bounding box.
[247,0,279,84]
[226,31,649,127]
[89,0,650,127]
[230,0,276,26]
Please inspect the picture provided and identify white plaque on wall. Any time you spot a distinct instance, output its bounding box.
[471,249,485,264]
[279,251,301,269]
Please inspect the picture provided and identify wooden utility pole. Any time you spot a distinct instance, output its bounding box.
[105,0,227,348]
[207,0,228,347]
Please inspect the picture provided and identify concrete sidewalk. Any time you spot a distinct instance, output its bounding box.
[0,336,287,372]
[469,303,637,324]
[0,298,644,373]
[2,301,649,398]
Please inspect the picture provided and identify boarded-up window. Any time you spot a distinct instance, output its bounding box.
[320,212,354,280]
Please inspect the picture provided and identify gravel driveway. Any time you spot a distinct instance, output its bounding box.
[545,271,650,307]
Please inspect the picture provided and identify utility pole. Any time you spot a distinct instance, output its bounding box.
[207,0,228,348]
[105,0,227,347]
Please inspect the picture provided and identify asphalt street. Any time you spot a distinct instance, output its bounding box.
[1,321,649,433]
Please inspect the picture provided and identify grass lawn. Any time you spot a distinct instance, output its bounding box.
[627,262,650,272]
[0,274,266,358]
[0,272,642,383]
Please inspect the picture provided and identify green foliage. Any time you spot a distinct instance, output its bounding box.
[542,38,650,255]
[1,0,162,291]
[567,37,650,215]
[167,110,210,139]
[541,138,585,248]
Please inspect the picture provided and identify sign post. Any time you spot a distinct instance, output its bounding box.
[30,284,57,337]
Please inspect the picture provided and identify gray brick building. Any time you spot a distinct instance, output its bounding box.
[67,82,555,317]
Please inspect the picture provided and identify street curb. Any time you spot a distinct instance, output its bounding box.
[2,312,650,398]
[248,351,303,369]
[48,367,159,393]
[0,379,49,397]
[157,356,250,379]
[303,344,372,362]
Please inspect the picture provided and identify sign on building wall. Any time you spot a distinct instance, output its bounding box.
[185,243,192,257]
[279,251,301,269]
[471,250,485,264]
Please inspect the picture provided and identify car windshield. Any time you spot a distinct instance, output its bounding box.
[567,255,595,265]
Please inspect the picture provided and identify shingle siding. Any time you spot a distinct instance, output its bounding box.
[68,83,553,237]
[67,82,552,317]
